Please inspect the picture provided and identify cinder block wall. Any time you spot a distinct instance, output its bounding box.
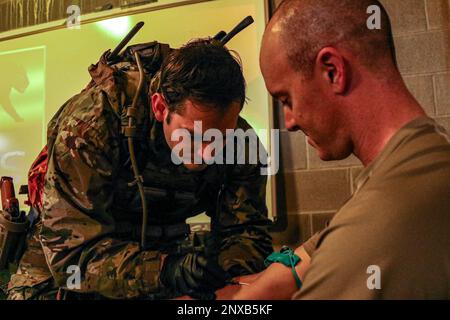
[270,0,450,247]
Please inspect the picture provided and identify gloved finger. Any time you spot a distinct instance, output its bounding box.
[196,255,228,283]
[185,288,216,300]
[175,269,195,294]
[160,254,183,287]
[181,265,203,290]
[199,273,226,289]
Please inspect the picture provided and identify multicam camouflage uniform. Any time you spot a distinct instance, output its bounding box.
[7,47,273,300]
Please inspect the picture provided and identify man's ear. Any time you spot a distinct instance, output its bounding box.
[315,47,348,94]
[151,93,168,122]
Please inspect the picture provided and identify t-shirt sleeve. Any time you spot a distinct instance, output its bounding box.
[293,212,389,300]
[302,232,322,258]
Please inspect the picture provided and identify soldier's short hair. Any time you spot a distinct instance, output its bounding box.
[158,39,247,113]
[273,0,398,78]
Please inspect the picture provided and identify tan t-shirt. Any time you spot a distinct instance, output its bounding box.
[294,117,450,299]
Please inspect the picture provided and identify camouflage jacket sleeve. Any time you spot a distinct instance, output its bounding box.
[212,119,274,277]
[40,86,163,299]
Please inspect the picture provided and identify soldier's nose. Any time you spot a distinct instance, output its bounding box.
[284,108,299,132]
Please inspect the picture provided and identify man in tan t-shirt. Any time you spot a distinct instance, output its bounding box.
[293,117,450,299]
[220,0,449,300]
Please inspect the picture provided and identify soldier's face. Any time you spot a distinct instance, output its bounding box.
[156,96,241,171]
[260,30,352,161]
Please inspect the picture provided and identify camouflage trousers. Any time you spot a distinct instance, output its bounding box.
[7,279,58,300]
[7,278,177,300]
[6,232,211,300]
[0,270,11,300]
[6,280,116,300]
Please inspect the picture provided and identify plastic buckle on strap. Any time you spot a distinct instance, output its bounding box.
[123,126,137,137]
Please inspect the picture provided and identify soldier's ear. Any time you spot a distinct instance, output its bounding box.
[151,93,168,122]
[315,47,348,95]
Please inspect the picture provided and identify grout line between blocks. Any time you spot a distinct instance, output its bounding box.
[424,0,431,30]
[432,75,440,115]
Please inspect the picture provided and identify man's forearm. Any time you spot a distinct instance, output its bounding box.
[218,246,311,300]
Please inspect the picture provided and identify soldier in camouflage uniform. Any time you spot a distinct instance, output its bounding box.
[6,39,273,300]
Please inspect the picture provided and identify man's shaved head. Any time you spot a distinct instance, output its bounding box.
[260,0,425,166]
[269,0,397,77]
